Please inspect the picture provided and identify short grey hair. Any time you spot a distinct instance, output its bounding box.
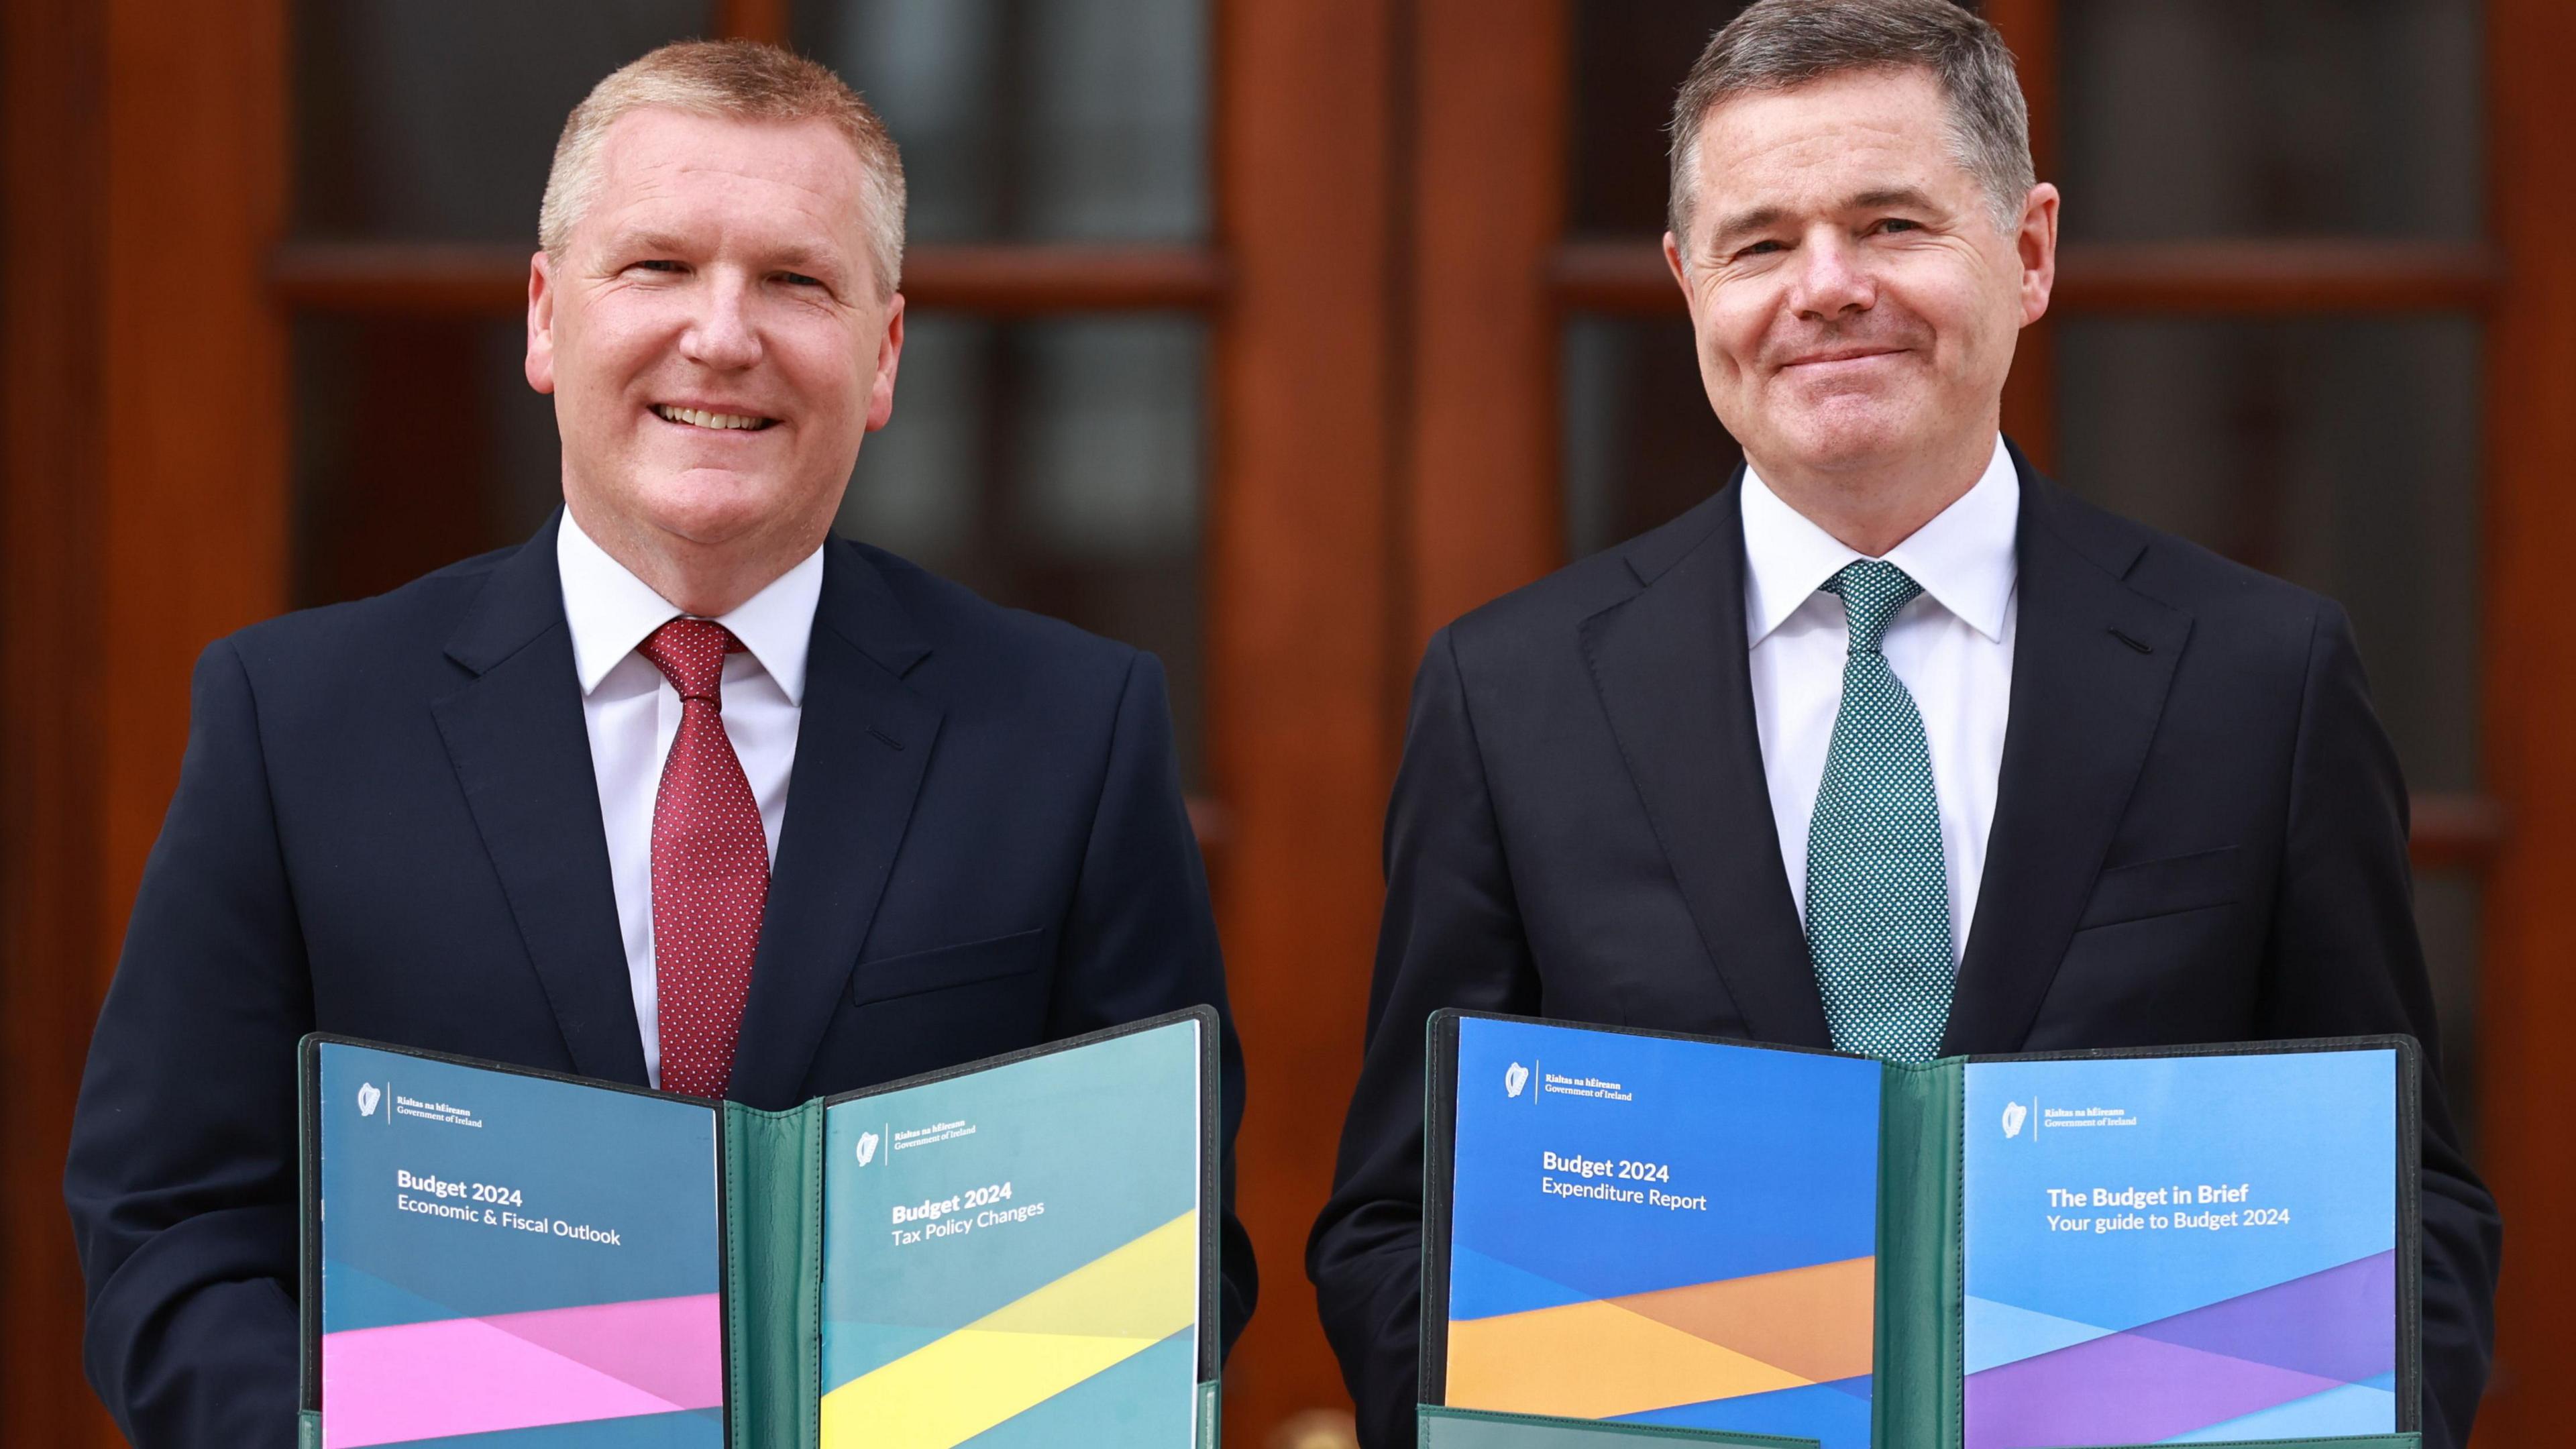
[1667,0,2034,249]
[539,40,908,299]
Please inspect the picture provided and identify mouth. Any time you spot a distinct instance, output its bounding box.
[1780,347,1904,371]
[651,403,779,432]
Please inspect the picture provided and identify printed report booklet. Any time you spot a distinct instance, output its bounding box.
[1419,1011,2422,1449]
[297,1009,1219,1449]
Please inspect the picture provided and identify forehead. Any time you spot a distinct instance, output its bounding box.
[584,107,869,243]
[1689,67,1974,212]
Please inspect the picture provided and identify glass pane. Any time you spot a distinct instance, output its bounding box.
[292,317,561,608]
[1568,1,1756,237]
[1561,317,1741,559]
[794,0,1209,244]
[294,1,712,241]
[2056,316,2481,791]
[2059,0,2483,242]
[839,316,1209,787]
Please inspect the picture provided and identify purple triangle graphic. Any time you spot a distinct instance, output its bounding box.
[1964,1252,2397,1449]
[2126,1250,2394,1383]
[1966,1333,2341,1449]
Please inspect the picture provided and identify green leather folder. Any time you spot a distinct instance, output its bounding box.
[1420,1010,2424,1449]
[299,1008,1223,1449]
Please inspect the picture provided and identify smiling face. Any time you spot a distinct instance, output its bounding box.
[526,107,902,595]
[1664,66,2053,508]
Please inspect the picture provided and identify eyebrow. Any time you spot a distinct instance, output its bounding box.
[604,227,697,258]
[1707,205,1786,244]
[1847,186,1940,212]
[600,227,845,279]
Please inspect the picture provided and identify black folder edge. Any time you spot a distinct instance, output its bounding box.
[1417,1009,2424,1449]
[298,1003,1224,1449]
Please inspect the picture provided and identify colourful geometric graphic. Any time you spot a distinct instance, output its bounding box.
[820,1018,1206,1448]
[1961,1050,2400,1448]
[319,1293,722,1448]
[819,1210,1197,1449]
[313,1042,725,1449]
[1447,1254,1876,1419]
[1442,1018,1884,1449]
[1963,1252,2396,1448]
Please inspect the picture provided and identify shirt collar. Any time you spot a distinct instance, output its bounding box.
[1740,434,2019,645]
[556,511,825,704]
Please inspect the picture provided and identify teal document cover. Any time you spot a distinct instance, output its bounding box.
[301,1009,1219,1449]
[816,1015,1210,1448]
[305,1042,725,1447]
[1422,1013,2419,1449]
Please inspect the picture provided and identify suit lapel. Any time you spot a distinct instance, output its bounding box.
[724,541,941,1109]
[1943,460,2193,1053]
[1580,479,1833,1047]
[431,515,649,1085]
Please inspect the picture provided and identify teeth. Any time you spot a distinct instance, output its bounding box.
[653,405,769,430]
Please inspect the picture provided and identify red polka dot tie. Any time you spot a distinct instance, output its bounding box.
[637,618,768,1099]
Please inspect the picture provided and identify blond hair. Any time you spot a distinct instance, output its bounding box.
[539,40,907,298]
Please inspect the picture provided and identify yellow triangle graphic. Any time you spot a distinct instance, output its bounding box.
[819,1210,1199,1449]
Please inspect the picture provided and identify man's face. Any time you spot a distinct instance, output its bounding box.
[1664,68,2053,483]
[527,107,902,561]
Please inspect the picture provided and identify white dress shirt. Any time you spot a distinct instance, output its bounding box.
[556,514,822,1087]
[1743,436,2019,966]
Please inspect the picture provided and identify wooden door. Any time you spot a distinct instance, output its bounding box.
[9,4,2575,1448]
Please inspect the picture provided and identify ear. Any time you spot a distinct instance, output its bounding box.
[1663,230,1704,327]
[2015,182,2060,327]
[525,250,557,395]
[863,293,906,433]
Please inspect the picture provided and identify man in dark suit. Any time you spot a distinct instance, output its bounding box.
[65,41,1250,1446]
[1307,3,2498,1446]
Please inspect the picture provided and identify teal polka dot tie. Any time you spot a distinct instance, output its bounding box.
[1804,559,1955,1061]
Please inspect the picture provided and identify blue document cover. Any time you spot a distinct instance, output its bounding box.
[1437,1016,1884,1449]
[816,1015,1208,1449]
[1962,1049,2400,1447]
[310,1042,724,1449]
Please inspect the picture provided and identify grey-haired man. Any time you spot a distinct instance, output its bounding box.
[1307,3,2498,1445]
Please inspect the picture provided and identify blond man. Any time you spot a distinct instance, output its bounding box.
[67,42,1252,1444]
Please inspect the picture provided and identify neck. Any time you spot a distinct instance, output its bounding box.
[566,500,818,619]
[1748,425,1998,558]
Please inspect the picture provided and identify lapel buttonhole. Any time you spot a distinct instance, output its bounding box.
[2108,627,2154,655]
[867,726,905,751]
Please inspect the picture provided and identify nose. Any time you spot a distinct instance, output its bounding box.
[681,270,763,371]
[1785,229,1876,321]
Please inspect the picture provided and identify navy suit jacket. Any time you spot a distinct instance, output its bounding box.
[1307,453,2500,1449]
[65,515,1254,1446]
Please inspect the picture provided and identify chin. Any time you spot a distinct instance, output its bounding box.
[629,472,785,545]
[1774,405,1923,477]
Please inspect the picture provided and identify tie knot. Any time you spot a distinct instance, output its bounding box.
[638,618,743,704]
[1823,559,1923,653]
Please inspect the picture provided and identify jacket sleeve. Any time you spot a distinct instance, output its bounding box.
[64,638,311,1447]
[1307,627,1542,1449]
[2259,602,2500,1449]
[1049,648,1257,1358]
